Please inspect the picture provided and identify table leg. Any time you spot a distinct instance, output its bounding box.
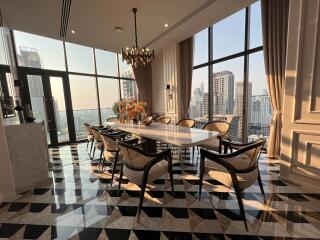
[142,138,157,153]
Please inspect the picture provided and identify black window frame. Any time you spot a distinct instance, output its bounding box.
[192,3,264,142]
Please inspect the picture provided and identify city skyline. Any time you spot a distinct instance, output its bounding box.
[189,71,271,139]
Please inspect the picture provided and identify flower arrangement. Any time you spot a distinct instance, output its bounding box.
[119,99,146,123]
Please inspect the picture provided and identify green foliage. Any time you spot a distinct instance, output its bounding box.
[112,102,119,115]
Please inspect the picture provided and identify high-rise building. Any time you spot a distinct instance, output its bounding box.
[203,92,208,118]
[248,90,272,137]
[211,71,234,116]
[121,68,138,100]
[234,81,252,139]
[189,87,203,119]
[18,47,43,97]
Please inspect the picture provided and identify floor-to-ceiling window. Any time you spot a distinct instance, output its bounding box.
[190,1,270,142]
[7,30,135,144]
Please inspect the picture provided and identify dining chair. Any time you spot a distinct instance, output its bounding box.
[99,131,127,181]
[118,140,174,222]
[84,123,94,152]
[91,127,105,160]
[176,119,196,128]
[158,116,171,124]
[194,120,230,154]
[198,139,266,230]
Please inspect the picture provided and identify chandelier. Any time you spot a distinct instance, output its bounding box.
[122,8,154,67]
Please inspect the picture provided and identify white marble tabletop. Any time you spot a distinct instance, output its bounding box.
[105,121,219,147]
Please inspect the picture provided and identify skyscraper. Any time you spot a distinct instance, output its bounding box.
[18,47,43,97]
[211,71,234,116]
[189,87,204,119]
[249,89,272,137]
[234,81,252,139]
[121,68,138,100]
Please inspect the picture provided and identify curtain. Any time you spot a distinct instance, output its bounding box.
[261,0,289,157]
[133,63,153,113]
[179,37,194,119]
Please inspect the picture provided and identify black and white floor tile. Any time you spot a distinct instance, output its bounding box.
[1,143,320,239]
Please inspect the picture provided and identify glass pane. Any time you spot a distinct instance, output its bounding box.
[98,77,119,122]
[95,49,117,76]
[50,77,69,143]
[212,57,244,141]
[248,51,271,141]
[27,75,50,144]
[120,79,138,100]
[119,54,134,77]
[193,29,208,66]
[65,42,95,74]
[14,30,65,70]
[250,1,263,49]
[189,67,208,128]
[69,75,98,140]
[0,28,9,65]
[212,10,245,59]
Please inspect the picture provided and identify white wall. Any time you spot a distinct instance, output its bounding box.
[0,111,16,202]
[152,43,180,122]
[280,0,320,186]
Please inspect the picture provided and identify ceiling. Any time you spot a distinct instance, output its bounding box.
[0,0,256,53]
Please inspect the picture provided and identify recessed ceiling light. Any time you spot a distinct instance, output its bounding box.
[114,27,123,33]
[164,23,169,28]
[71,30,76,34]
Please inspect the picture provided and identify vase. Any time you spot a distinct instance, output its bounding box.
[132,117,139,124]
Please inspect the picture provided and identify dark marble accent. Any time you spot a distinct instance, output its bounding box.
[0,223,24,238]
[23,224,49,239]
[8,202,29,212]
[165,207,189,218]
[142,207,163,218]
[29,203,50,213]
[190,208,217,219]
[105,228,131,240]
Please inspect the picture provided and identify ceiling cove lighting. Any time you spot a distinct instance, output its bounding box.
[122,8,154,67]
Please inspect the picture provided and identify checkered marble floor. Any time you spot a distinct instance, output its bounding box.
[1,143,320,239]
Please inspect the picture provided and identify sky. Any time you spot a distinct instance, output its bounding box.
[5,1,267,112]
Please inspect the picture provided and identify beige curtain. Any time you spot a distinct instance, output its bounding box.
[133,63,153,113]
[179,37,194,119]
[261,0,289,157]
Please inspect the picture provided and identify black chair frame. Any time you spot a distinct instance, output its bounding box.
[198,139,266,230]
[118,140,174,221]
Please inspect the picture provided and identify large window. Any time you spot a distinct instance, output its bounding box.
[191,1,269,142]
[98,77,119,122]
[69,75,99,139]
[14,30,65,70]
[189,67,208,128]
[0,29,136,145]
[248,51,270,140]
[193,29,208,66]
[0,28,9,65]
[212,10,245,60]
[65,43,95,74]
[95,49,117,76]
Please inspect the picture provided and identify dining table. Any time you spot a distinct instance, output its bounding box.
[105,121,219,152]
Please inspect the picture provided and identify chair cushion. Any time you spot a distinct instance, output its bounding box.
[103,150,121,163]
[205,159,258,190]
[123,160,168,185]
[199,138,220,151]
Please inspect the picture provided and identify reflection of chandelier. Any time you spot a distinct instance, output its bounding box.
[122,8,154,67]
